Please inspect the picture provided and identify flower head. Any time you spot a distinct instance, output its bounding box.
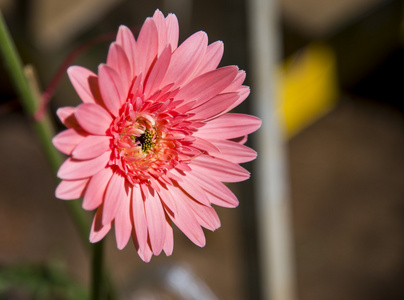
[53,9,261,262]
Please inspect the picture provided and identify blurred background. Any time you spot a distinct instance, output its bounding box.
[1,0,404,299]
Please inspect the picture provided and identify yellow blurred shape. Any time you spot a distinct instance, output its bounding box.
[279,44,338,138]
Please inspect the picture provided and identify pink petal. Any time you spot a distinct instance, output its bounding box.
[55,178,89,200]
[116,25,137,78]
[186,199,220,231]
[72,135,111,160]
[133,233,153,263]
[129,73,143,99]
[106,43,131,95]
[98,64,125,116]
[222,70,246,93]
[114,183,132,250]
[141,247,153,263]
[144,45,171,98]
[53,128,85,155]
[57,107,79,129]
[175,66,238,109]
[67,66,98,104]
[173,175,210,206]
[163,217,174,256]
[83,167,113,210]
[166,178,218,230]
[175,162,192,173]
[156,185,178,216]
[221,86,250,115]
[75,103,112,135]
[102,172,126,225]
[90,206,112,243]
[132,185,149,259]
[166,186,206,247]
[165,13,179,50]
[195,113,261,140]
[189,92,240,120]
[193,41,224,77]
[143,187,166,255]
[190,155,250,183]
[206,190,239,208]
[190,137,219,154]
[186,171,239,208]
[161,31,208,88]
[135,18,158,76]
[209,139,257,163]
[57,151,110,180]
[152,9,168,55]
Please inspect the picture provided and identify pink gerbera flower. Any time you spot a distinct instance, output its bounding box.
[53,9,261,262]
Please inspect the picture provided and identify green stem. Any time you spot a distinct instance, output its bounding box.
[0,14,35,114]
[0,10,90,249]
[91,241,104,300]
[0,10,115,299]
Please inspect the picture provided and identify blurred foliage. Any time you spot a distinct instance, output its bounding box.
[0,261,88,300]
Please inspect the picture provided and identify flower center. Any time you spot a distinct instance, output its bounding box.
[133,129,155,153]
[108,94,201,185]
[113,114,159,165]
[109,99,183,184]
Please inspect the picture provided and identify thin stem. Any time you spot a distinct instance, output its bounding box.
[0,10,115,299]
[0,12,91,246]
[91,241,104,300]
[0,12,35,114]
[23,66,61,172]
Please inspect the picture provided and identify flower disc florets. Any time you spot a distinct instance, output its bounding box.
[110,95,197,185]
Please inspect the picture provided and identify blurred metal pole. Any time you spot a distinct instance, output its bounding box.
[248,0,298,299]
